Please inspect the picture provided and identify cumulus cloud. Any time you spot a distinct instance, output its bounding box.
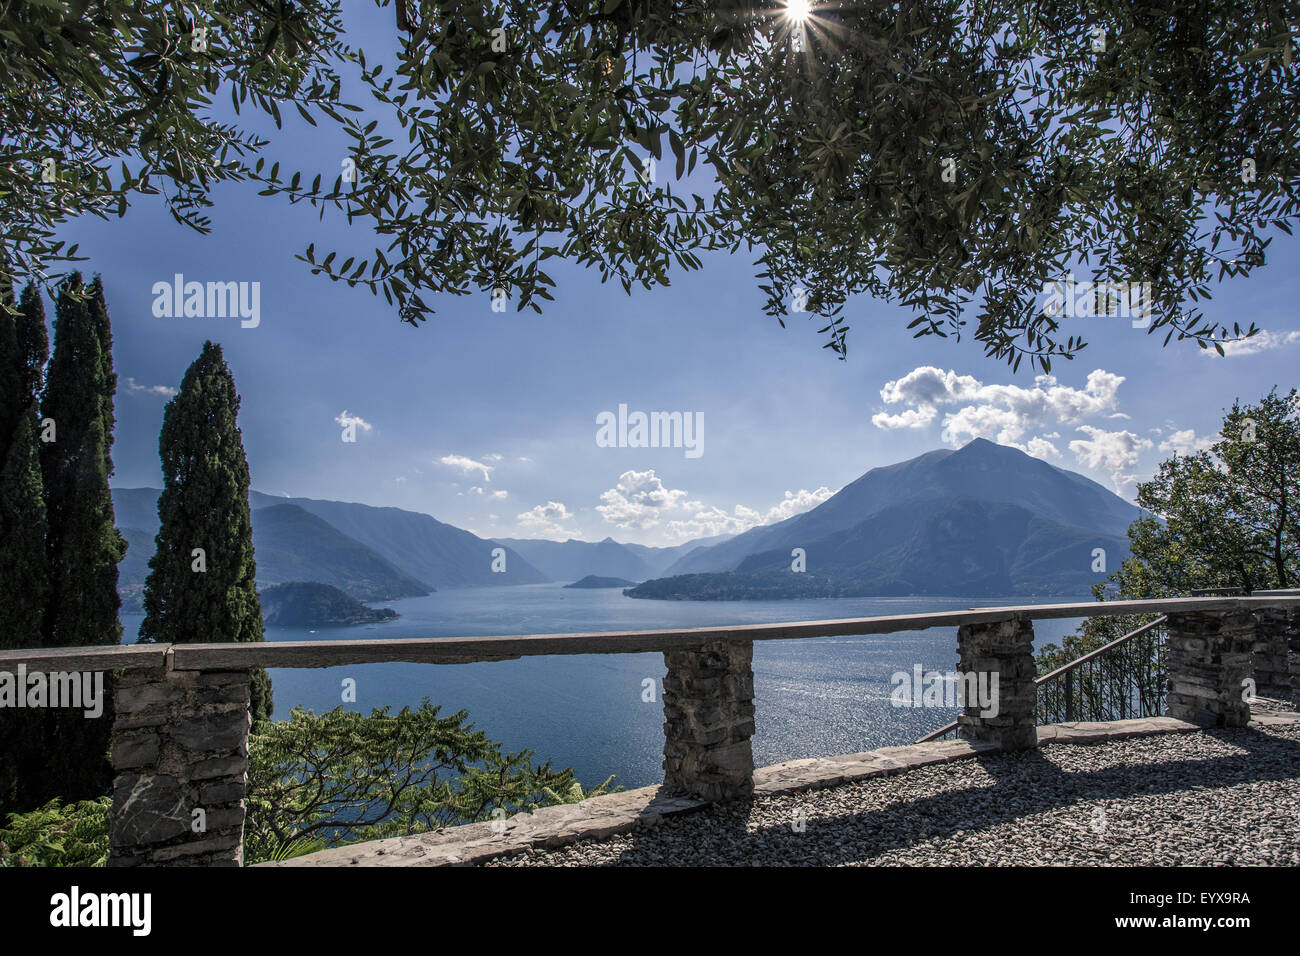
[872,366,1125,448]
[1203,329,1300,358]
[1024,437,1062,461]
[596,469,690,529]
[126,377,178,398]
[469,486,507,498]
[516,501,575,537]
[1159,429,1216,457]
[591,470,837,539]
[1069,425,1154,494]
[439,454,495,481]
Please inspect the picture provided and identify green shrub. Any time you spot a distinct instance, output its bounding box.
[0,797,111,867]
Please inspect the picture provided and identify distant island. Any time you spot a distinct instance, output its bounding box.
[564,575,638,589]
[259,582,400,627]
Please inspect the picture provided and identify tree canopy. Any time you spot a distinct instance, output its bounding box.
[3,1,1298,368]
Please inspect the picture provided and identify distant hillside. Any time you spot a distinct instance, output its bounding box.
[493,533,735,581]
[564,575,637,589]
[260,582,399,627]
[493,537,655,582]
[660,438,1140,576]
[627,498,1128,599]
[112,490,433,606]
[249,493,547,588]
[250,504,431,600]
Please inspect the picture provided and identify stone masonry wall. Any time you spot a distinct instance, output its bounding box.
[662,640,755,801]
[108,667,251,866]
[1166,610,1254,728]
[1252,607,1295,701]
[956,616,1037,750]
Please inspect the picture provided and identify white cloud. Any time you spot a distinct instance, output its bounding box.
[483,453,503,461]
[1023,437,1062,461]
[126,377,177,398]
[1202,329,1300,358]
[872,366,1125,449]
[439,454,495,481]
[763,487,836,523]
[596,469,690,529]
[516,501,575,537]
[593,470,837,539]
[335,409,373,433]
[1159,429,1215,457]
[1068,425,1154,494]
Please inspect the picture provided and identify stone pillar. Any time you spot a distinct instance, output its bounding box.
[661,640,755,801]
[956,616,1037,750]
[1166,610,1254,727]
[108,667,252,866]
[1251,607,1295,701]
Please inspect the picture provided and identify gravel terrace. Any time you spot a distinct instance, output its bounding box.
[484,722,1300,866]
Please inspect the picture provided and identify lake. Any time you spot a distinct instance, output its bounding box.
[122,585,1094,791]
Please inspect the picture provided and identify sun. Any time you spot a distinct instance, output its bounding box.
[784,0,812,24]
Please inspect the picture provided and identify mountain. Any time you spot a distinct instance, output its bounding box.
[627,439,1141,600]
[661,438,1140,576]
[259,582,400,627]
[493,533,736,581]
[111,490,432,607]
[247,492,546,588]
[249,504,431,600]
[626,498,1129,599]
[622,534,736,575]
[492,537,655,582]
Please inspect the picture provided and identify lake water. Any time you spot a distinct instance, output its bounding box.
[122,585,1093,791]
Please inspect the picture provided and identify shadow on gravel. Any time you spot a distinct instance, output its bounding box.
[591,726,1300,866]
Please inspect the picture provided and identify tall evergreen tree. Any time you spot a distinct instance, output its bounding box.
[37,273,124,803]
[141,341,272,723]
[0,263,53,812]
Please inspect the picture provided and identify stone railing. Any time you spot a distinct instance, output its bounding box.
[1,595,1297,866]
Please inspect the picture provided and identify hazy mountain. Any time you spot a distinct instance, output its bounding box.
[248,492,546,588]
[493,533,736,582]
[622,534,736,575]
[661,438,1140,576]
[112,491,432,607]
[492,537,654,582]
[249,504,431,600]
[627,498,1128,599]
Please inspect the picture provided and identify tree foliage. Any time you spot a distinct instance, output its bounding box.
[1119,386,1300,594]
[3,1,1297,368]
[140,341,272,722]
[1037,386,1300,718]
[0,265,53,814]
[31,275,123,807]
[0,797,111,867]
[242,700,619,864]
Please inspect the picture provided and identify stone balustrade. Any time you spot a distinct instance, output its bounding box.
[2,594,1299,866]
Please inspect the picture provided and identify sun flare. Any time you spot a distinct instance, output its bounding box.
[785,0,813,25]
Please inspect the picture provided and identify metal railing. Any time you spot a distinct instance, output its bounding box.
[916,615,1169,742]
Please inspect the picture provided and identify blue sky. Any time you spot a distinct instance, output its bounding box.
[48,4,1300,546]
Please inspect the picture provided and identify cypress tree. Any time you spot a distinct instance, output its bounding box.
[0,279,51,648]
[37,273,124,803]
[0,266,53,812]
[141,341,272,723]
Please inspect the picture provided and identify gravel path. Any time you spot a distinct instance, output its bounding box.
[485,723,1300,866]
